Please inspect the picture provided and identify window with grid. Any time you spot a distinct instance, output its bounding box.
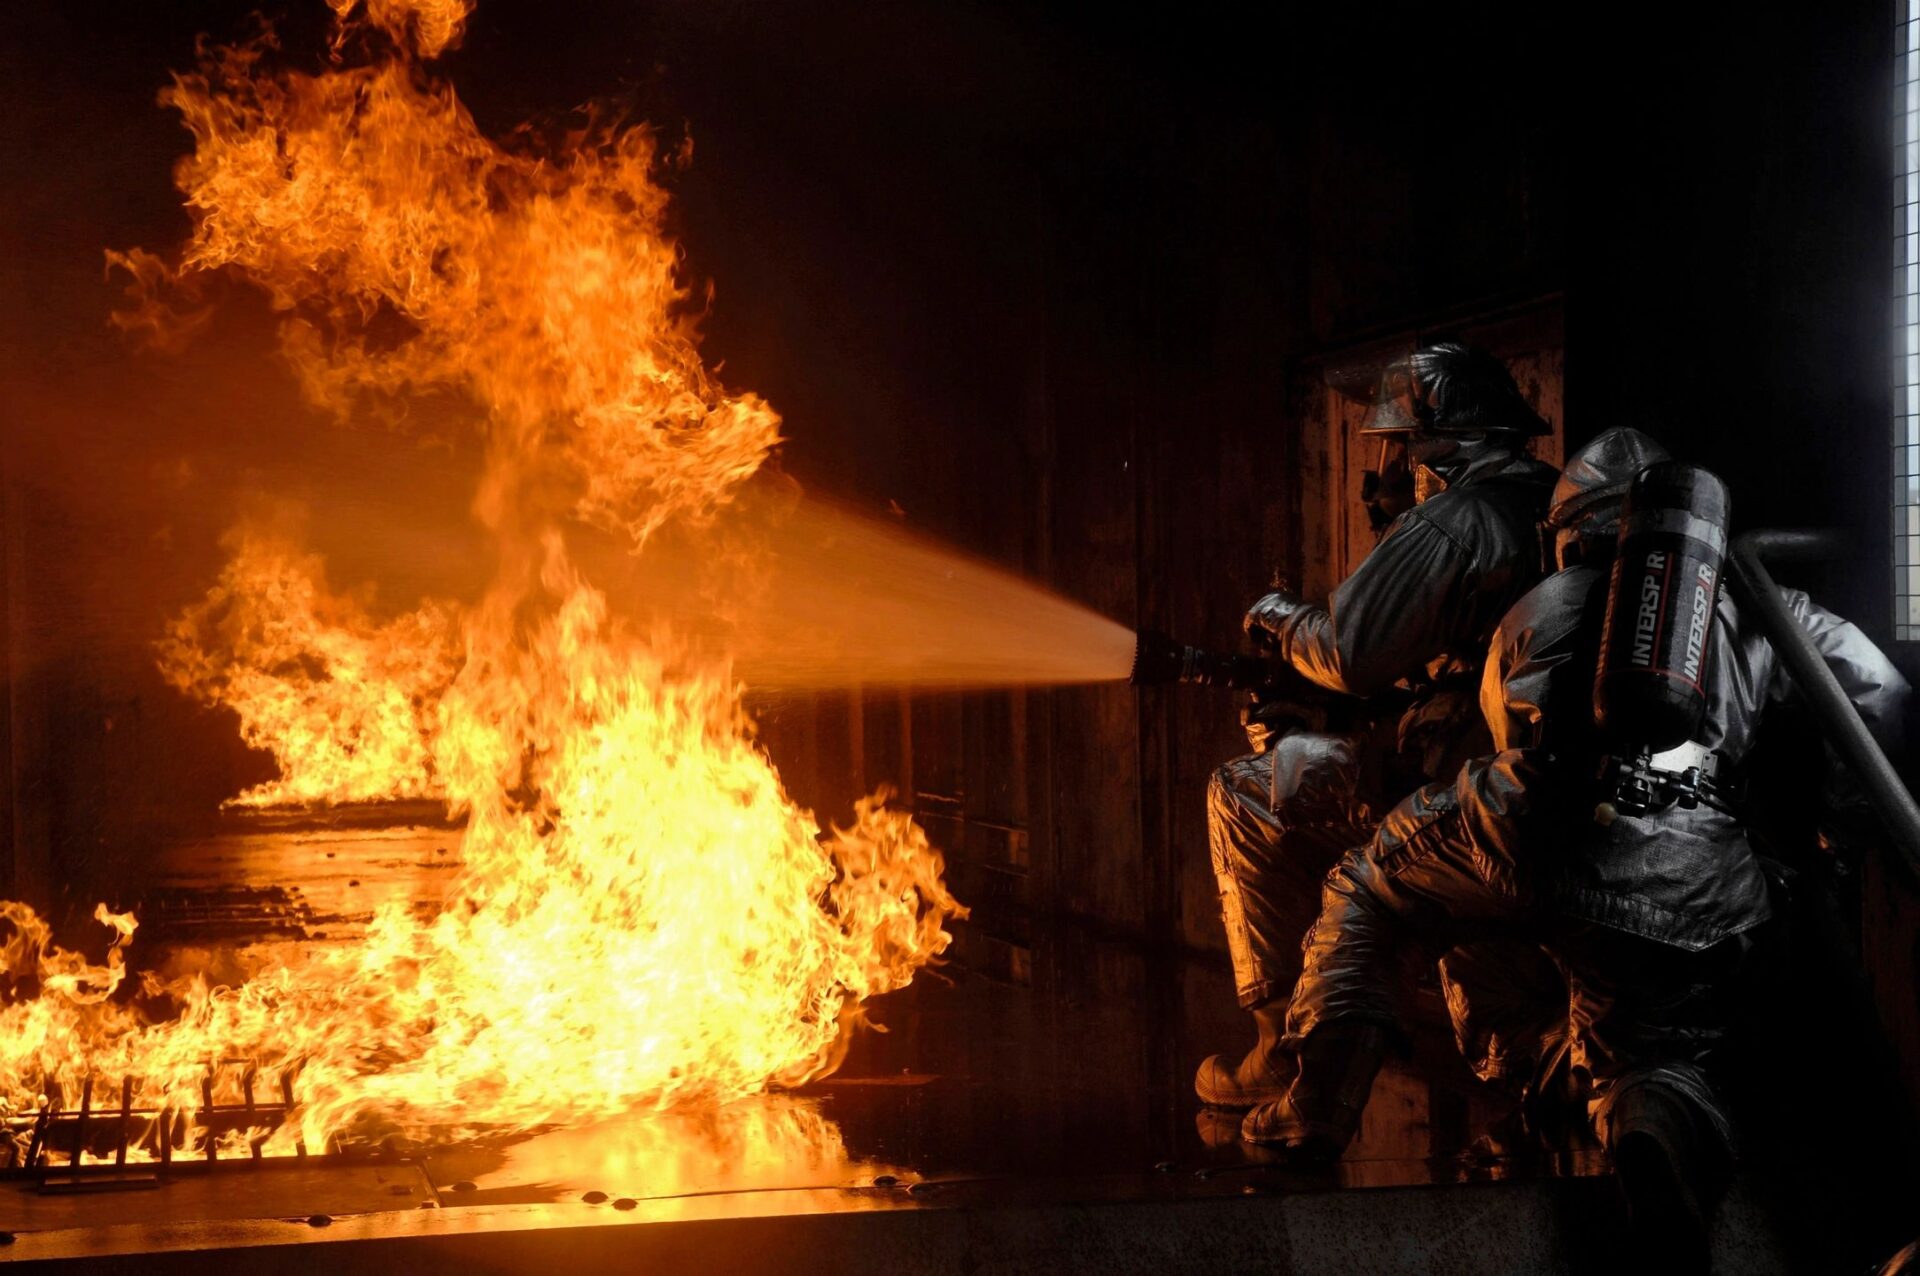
[1900,0,1920,637]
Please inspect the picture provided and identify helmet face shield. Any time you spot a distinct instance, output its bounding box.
[1356,358,1427,437]
[1358,394,1420,437]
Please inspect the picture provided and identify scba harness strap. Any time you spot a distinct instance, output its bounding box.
[1594,740,1744,824]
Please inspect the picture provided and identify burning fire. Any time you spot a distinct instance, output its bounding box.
[2,0,961,1161]
[156,520,461,808]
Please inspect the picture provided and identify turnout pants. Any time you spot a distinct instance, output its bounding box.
[1283,775,1745,1148]
[1207,733,1379,1009]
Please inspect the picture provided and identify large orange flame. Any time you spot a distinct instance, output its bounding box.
[156,521,461,807]
[2,0,961,1162]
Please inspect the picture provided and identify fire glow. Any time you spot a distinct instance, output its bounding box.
[1,0,963,1160]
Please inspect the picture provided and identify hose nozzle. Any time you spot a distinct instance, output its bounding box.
[1130,629,1274,690]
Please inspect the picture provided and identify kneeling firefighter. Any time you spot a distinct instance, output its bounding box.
[1249,428,1910,1268]
[1198,342,1557,1108]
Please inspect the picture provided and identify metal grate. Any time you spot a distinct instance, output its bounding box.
[3,1065,300,1178]
[1898,0,1920,638]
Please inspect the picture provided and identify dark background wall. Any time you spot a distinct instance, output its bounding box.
[0,2,1911,1076]
[1581,9,1896,612]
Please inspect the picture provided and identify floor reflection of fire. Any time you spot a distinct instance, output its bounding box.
[450,1101,894,1205]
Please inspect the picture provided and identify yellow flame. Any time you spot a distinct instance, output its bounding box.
[110,1,777,547]
[156,522,460,807]
[327,0,474,57]
[2,0,961,1162]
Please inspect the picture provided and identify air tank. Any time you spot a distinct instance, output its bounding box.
[1593,462,1731,753]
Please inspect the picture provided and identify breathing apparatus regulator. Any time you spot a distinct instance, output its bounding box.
[1591,462,1735,824]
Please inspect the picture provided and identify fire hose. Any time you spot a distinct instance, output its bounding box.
[1727,529,1920,888]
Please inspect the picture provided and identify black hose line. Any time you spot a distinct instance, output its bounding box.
[1726,529,1920,887]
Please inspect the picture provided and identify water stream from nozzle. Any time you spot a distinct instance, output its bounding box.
[600,484,1137,690]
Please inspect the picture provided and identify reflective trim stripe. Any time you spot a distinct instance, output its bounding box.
[1621,507,1728,554]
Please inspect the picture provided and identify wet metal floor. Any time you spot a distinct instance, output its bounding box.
[78,820,1607,1211]
[8,822,1903,1272]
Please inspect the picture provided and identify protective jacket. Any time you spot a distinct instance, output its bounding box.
[1284,567,1910,1050]
[1209,448,1556,1010]
[1477,570,1908,949]
[1266,451,1557,777]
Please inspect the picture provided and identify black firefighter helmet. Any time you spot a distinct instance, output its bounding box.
[1351,342,1554,440]
[1327,341,1550,524]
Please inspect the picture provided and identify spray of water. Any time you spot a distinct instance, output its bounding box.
[600,483,1136,690]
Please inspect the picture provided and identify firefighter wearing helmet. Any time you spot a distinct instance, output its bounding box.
[1197,342,1557,1109]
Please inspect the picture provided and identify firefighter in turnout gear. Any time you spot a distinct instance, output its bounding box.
[1198,343,1557,1108]
[1244,428,1910,1270]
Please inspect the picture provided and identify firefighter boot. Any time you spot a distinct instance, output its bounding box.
[1239,1021,1390,1158]
[1194,1002,1296,1109]
[1607,1083,1722,1275]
